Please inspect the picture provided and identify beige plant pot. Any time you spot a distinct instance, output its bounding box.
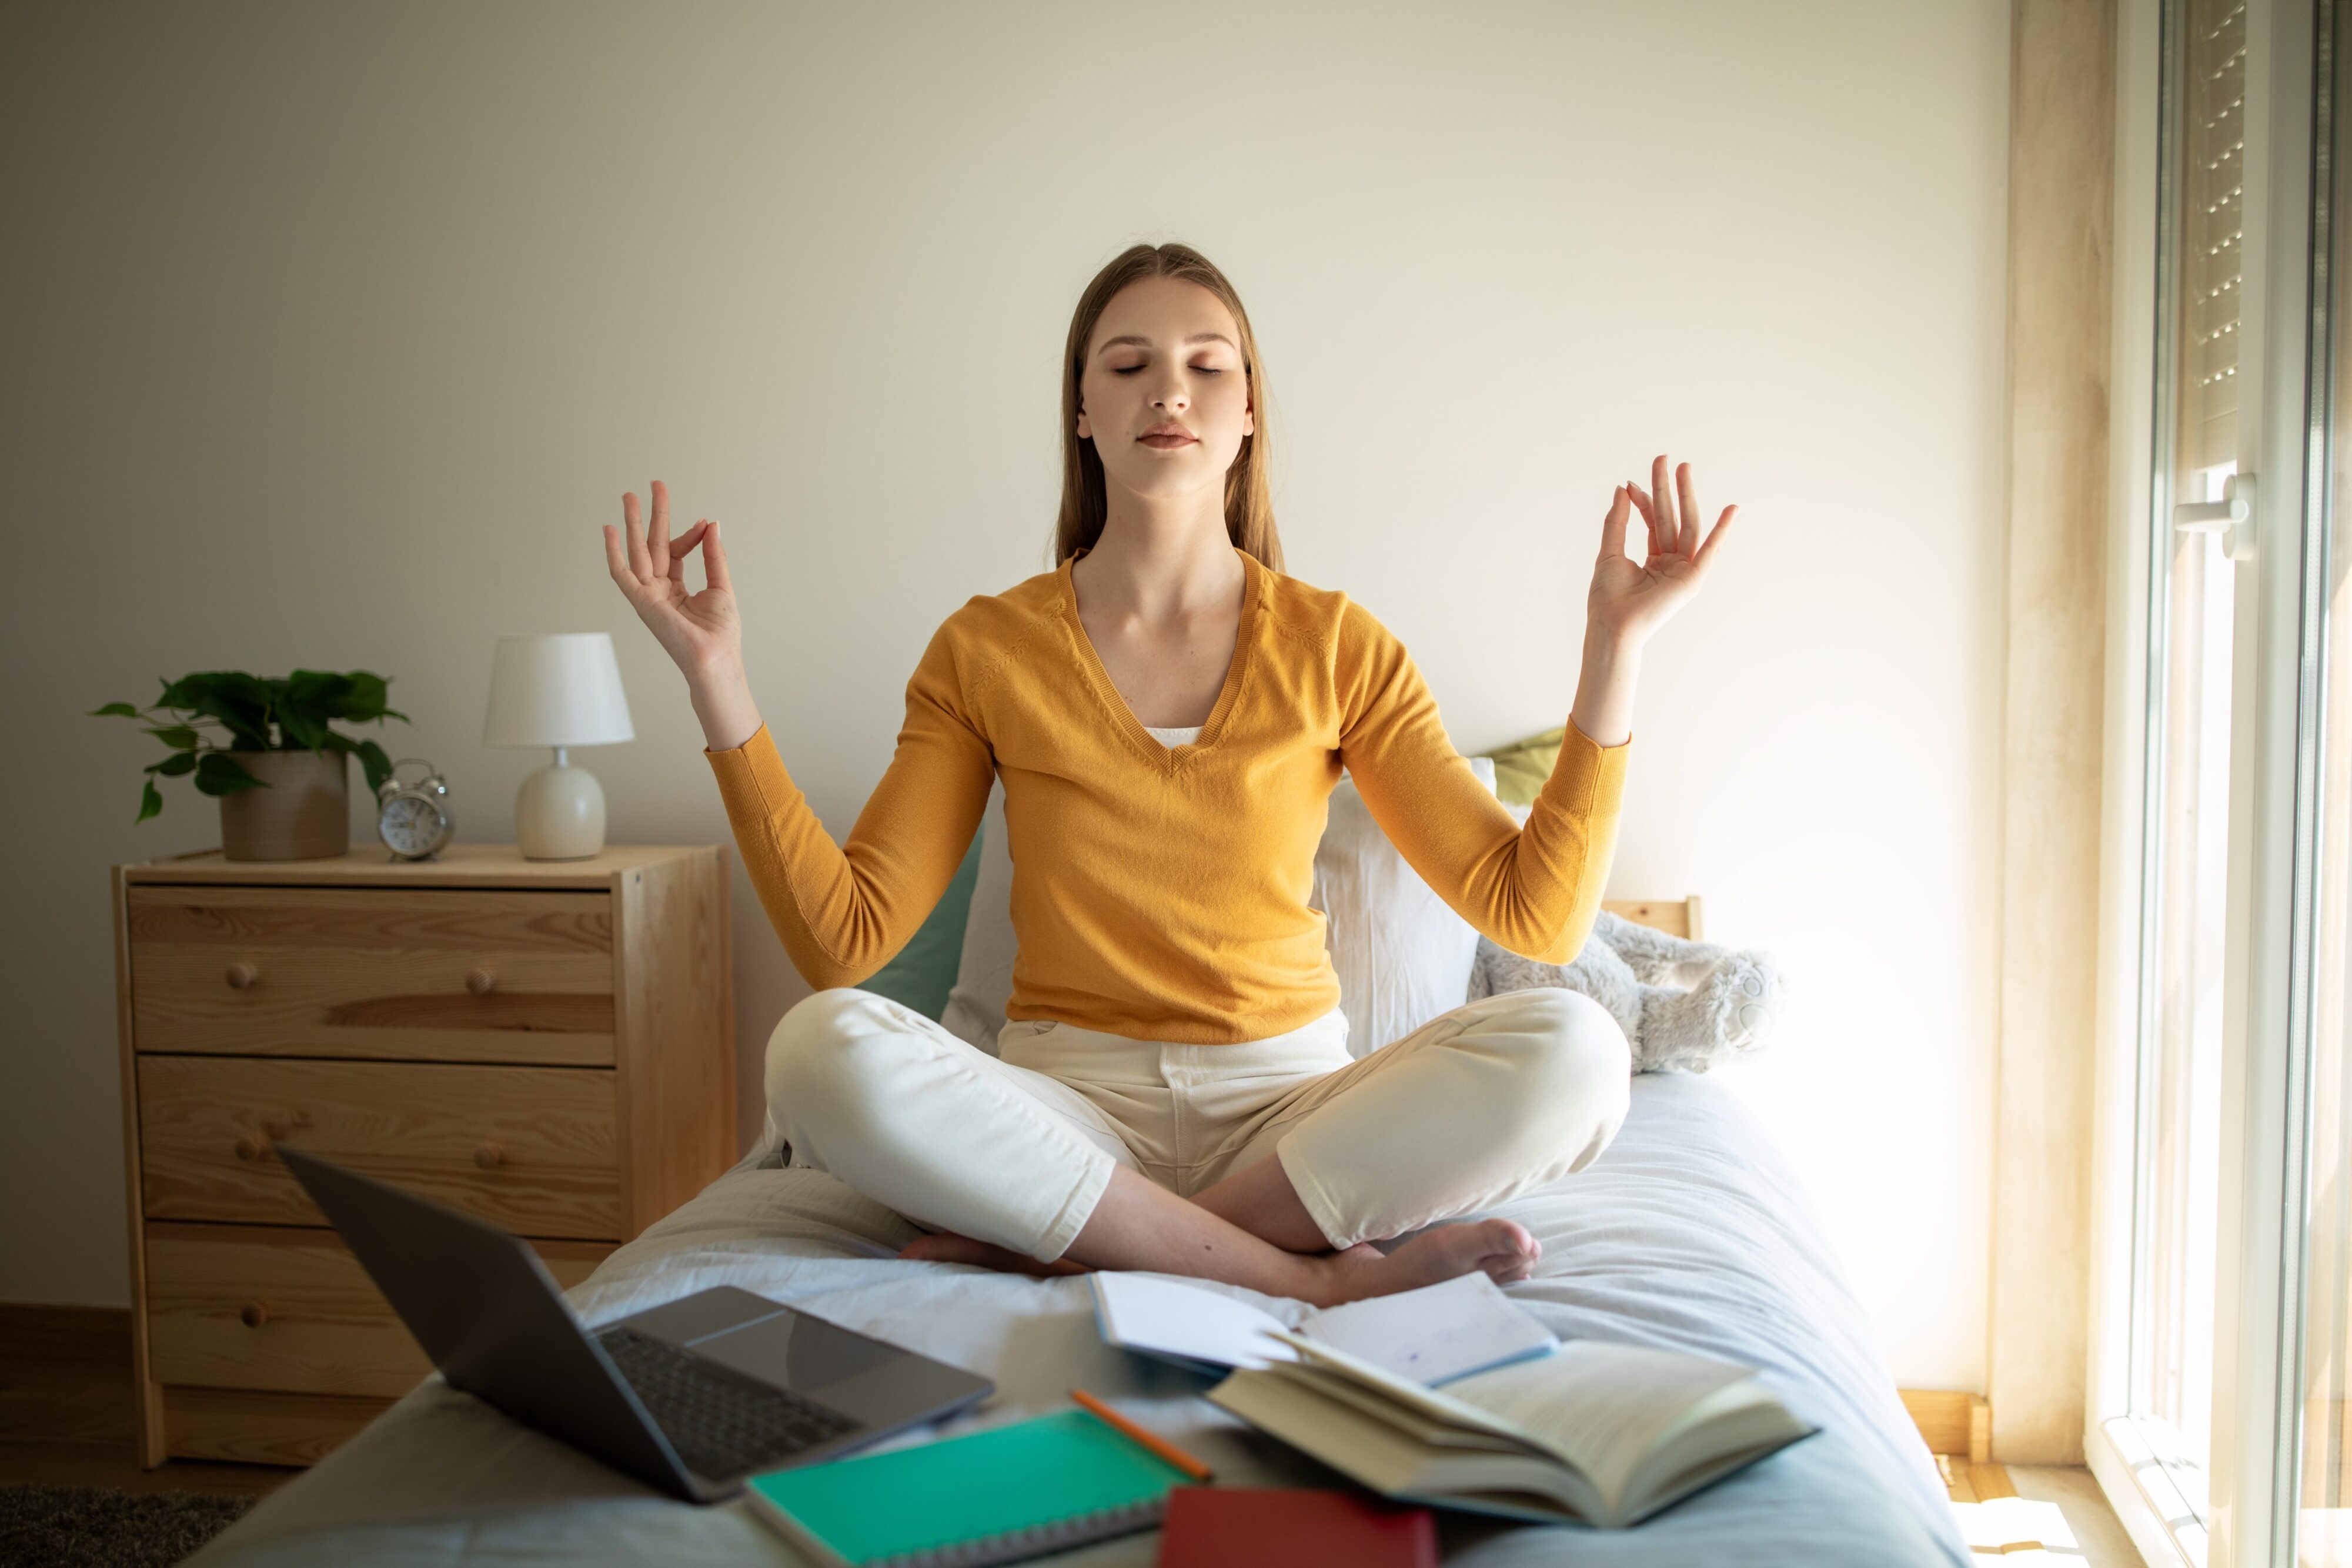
[218,750,349,861]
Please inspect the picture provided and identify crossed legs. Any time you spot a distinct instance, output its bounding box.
[766,988,1629,1306]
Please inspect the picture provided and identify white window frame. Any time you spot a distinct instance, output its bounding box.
[2089,1,2331,1565]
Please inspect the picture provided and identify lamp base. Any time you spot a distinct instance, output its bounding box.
[516,754,606,861]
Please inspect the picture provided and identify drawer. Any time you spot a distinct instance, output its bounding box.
[146,1221,612,1398]
[139,1055,623,1239]
[163,1386,394,1467]
[128,886,614,1066]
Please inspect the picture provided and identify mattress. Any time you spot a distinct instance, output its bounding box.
[192,1071,1969,1566]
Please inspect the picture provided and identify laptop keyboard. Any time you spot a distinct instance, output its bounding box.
[596,1326,861,1480]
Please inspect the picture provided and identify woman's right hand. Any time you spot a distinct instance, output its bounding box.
[604,480,764,751]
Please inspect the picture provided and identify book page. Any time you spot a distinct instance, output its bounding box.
[1091,1273,1297,1371]
[1275,1363,1533,1453]
[1444,1341,1757,1509]
[1302,1272,1558,1385]
[1271,1330,1538,1438]
[1208,1369,1593,1523]
[1626,1388,1815,1521]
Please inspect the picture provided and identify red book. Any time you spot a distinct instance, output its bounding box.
[1154,1487,1438,1568]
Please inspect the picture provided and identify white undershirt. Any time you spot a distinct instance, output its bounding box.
[1144,725,1203,748]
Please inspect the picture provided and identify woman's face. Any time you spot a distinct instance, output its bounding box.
[1076,276,1254,510]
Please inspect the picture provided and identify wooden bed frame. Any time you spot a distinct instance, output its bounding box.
[1602,897,1703,942]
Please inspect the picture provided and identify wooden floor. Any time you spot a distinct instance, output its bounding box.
[0,1302,289,1499]
[1943,1458,2141,1564]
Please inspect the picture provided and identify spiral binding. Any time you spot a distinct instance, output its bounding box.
[878,1495,1165,1567]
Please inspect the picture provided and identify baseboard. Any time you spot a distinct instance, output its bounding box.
[1900,1387,1993,1462]
[0,1301,129,1356]
[0,1302,135,1446]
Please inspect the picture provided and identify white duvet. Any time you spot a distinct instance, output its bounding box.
[195,1071,1968,1567]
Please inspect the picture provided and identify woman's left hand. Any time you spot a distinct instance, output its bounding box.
[1588,454,1737,650]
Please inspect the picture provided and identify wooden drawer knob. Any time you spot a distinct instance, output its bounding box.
[240,1302,270,1329]
[473,1142,505,1170]
[465,968,497,996]
[225,962,259,990]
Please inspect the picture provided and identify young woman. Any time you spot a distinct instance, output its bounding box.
[605,243,1734,1307]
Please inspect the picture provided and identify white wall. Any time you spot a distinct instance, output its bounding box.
[0,0,2009,1389]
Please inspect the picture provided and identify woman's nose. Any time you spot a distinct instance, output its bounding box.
[1152,380,1188,411]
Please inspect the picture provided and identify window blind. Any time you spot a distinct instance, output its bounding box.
[2183,0,2246,473]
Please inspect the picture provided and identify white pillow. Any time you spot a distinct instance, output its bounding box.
[1311,755,1496,1057]
[943,759,1495,1058]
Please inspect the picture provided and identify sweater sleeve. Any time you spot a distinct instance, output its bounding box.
[703,621,995,991]
[1334,602,1628,964]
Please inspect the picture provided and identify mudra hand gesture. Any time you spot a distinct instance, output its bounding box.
[1566,455,1737,747]
[604,480,763,750]
[1589,454,1737,648]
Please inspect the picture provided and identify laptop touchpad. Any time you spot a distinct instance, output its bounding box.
[693,1309,901,1393]
[619,1286,790,1348]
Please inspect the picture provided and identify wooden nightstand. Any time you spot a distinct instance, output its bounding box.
[110,844,734,1467]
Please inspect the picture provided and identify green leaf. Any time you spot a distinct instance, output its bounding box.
[356,738,393,793]
[280,670,406,744]
[91,702,142,718]
[194,751,267,797]
[162,673,272,750]
[341,677,400,724]
[277,706,328,752]
[148,751,198,777]
[136,778,163,823]
[143,725,201,750]
[285,668,351,709]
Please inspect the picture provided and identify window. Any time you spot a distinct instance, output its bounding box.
[2098,4,2352,1563]
[2121,5,2245,1556]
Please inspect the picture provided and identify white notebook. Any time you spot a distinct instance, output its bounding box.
[1090,1271,1557,1386]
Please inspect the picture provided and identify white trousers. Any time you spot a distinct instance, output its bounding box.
[765,986,1632,1262]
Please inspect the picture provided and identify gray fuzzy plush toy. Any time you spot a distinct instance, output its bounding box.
[1468,910,1785,1074]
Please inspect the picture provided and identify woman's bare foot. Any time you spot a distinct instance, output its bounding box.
[1299,1219,1540,1307]
[899,1231,1091,1278]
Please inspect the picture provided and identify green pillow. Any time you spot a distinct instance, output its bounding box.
[856,827,984,1020]
[1479,726,1566,808]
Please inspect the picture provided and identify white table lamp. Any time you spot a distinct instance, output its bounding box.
[482,633,635,860]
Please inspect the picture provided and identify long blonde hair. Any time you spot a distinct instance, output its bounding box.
[1054,243,1282,572]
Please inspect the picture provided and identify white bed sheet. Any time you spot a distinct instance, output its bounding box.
[194,1071,1969,1566]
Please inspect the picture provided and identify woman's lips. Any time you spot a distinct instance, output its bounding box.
[1139,428,1198,449]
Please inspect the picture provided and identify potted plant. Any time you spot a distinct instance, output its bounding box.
[93,670,406,861]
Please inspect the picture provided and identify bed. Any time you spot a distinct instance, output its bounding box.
[191,1059,1970,1565]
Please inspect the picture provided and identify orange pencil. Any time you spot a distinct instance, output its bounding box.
[1070,1388,1215,1483]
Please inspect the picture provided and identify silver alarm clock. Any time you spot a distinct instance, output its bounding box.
[376,759,455,861]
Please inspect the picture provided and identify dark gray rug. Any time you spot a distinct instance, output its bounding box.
[0,1484,252,1567]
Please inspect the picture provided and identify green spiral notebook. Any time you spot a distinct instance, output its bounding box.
[743,1409,1191,1568]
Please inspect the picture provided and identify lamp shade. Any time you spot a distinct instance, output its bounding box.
[482,634,635,748]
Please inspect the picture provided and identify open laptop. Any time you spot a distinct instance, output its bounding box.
[278,1145,995,1502]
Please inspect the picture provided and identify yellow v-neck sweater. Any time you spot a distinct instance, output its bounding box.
[706,549,1628,1045]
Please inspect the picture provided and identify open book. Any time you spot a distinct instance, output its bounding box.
[1208,1330,1815,1528]
[1091,1272,1556,1386]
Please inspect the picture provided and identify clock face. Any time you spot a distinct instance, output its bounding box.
[379,793,447,857]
